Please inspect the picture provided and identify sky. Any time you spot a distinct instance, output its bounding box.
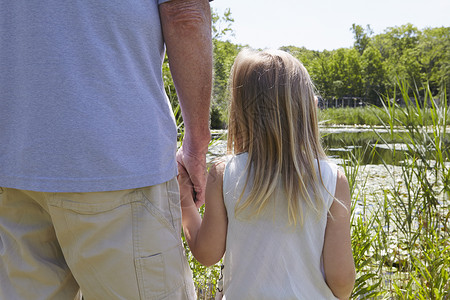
[210,0,450,51]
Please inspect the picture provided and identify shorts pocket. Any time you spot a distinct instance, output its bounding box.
[135,253,166,299]
[135,245,193,299]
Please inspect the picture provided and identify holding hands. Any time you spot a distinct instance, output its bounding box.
[176,133,209,208]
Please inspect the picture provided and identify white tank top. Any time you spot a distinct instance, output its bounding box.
[222,153,339,299]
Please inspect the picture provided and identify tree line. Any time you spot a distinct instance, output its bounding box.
[164,10,450,129]
[284,24,449,106]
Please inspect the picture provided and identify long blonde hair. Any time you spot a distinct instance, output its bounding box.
[227,49,327,226]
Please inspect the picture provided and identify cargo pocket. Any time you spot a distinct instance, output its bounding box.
[135,244,192,299]
[135,253,166,299]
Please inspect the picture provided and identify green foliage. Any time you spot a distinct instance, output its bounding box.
[351,24,373,55]
[211,39,240,129]
[343,150,385,299]
[361,46,385,103]
[162,55,177,111]
[329,48,364,98]
[417,27,450,95]
[319,107,384,125]
[212,8,234,41]
[281,24,449,106]
[165,7,449,125]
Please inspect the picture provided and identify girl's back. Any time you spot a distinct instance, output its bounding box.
[222,153,339,299]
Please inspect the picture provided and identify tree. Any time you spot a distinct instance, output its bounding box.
[361,46,385,103]
[212,8,234,40]
[328,48,363,100]
[351,24,373,55]
[372,24,421,91]
[309,50,333,99]
[417,27,450,96]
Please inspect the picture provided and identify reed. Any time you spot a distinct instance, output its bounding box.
[348,82,450,298]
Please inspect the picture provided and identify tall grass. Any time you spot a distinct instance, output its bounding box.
[347,83,450,299]
[320,107,383,126]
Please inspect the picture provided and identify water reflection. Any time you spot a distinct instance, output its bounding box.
[322,131,408,165]
[321,128,450,165]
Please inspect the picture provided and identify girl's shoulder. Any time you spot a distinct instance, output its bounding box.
[316,159,340,207]
[212,153,248,173]
[317,159,339,184]
[317,158,338,173]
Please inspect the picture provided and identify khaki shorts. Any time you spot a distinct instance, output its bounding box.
[0,178,196,300]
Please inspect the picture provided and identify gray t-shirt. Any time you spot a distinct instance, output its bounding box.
[0,0,177,192]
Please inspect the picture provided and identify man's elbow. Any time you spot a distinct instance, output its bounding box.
[160,0,211,32]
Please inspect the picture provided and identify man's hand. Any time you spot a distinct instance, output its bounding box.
[177,160,197,209]
[176,135,209,208]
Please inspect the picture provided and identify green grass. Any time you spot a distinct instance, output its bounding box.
[319,104,450,127]
[320,106,383,126]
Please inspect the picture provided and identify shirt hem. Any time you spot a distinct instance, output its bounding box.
[0,168,177,193]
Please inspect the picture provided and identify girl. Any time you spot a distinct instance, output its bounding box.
[178,49,355,299]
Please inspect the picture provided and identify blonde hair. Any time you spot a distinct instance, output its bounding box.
[227,49,327,226]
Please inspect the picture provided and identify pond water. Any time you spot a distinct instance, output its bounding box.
[208,127,450,166]
[322,126,450,165]
[321,128,405,165]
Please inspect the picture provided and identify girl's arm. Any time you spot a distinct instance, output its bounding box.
[178,160,228,267]
[323,170,356,300]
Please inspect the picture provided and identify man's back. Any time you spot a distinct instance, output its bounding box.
[0,1,178,192]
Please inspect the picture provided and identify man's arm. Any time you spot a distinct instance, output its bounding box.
[159,0,212,207]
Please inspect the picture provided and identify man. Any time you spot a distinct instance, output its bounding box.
[0,0,212,299]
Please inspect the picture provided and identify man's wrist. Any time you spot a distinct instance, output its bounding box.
[182,129,211,154]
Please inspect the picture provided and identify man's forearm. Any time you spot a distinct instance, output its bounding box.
[160,0,212,150]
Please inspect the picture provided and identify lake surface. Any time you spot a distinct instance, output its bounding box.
[321,125,450,165]
[208,126,450,166]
